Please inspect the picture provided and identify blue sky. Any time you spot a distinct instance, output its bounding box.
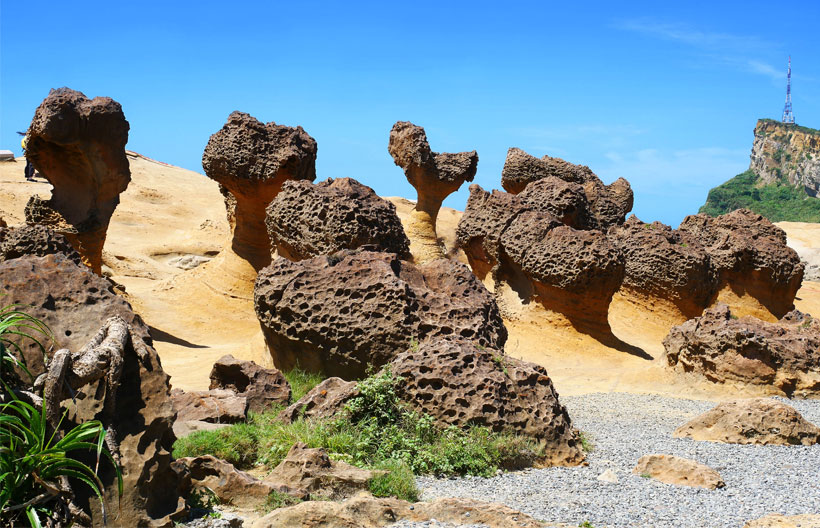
[2,1,818,226]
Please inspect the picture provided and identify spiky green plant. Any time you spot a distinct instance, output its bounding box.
[0,303,52,383]
[0,395,123,526]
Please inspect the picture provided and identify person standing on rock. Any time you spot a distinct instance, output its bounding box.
[17,131,34,180]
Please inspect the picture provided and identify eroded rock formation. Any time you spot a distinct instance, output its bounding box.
[750,119,820,194]
[278,377,358,424]
[202,111,317,271]
[390,337,585,466]
[24,88,131,274]
[171,388,248,424]
[664,304,820,396]
[456,184,625,337]
[266,178,410,260]
[174,455,277,509]
[209,354,291,413]
[677,209,803,319]
[0,252,185,526]
[254,250,506,379]
[674,399,820,445]
[633,454,724,489]
[388,121,477,263]
[608,216,717,320]
[501,147,633,229]
[0,224,83,266]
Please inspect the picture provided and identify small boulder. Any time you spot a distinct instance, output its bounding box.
[171,388,248,424]
[674,398,820,445]
[743,514,820,528]
[633,454,725,489]
[597,469,619,484]
[174,455,278,509]
[277,377,358,424]
[209,354,291,414]
[266,178,410,261]
[263,443,377,500]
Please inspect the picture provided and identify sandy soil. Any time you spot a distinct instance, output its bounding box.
[2,156,818,399]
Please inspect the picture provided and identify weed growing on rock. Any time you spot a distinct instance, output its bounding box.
[578,431,594,453]
[261,489,302,513]
[282,367,324,403]
[174,368,544,502]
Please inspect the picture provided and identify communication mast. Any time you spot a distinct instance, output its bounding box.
[782,56,795,124]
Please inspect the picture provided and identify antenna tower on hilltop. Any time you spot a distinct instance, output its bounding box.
[782,56,795,124]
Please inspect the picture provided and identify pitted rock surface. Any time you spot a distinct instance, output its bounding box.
[0,253,185,526]
[391,337,584,466]
[254,250,506,379]
[266,178,410,261]
[678,209,803,318]
[674,398,820,445]
[202,111,317,269]
[500,147,632,229]
[664,304,820,396]
[277,377,358,424]
[0,224,82,265]
[209,354,290,413]
[608,215,717,317]
[388,121,477,263]
[24,87,130,273]
[457,184,624,334]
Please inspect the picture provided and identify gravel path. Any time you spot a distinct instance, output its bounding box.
[417,393,820,528]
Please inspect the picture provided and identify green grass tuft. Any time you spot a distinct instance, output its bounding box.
[261,490,302,513]
[367,459,419,502]
[282,367,325,403]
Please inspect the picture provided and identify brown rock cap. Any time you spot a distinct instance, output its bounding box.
[24,87,131,274]
[266,177,410,261]
[202,111,317,270]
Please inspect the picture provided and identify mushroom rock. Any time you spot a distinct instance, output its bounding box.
[663,304,820,396]
[388,121,477,263]
[607,215,717,322]
[456,184,625,339]
[390,337,585,466]
[266,178,410,261]
[202,111,317,277]
[500,147,632,230]
[254,250,506,380]
[23,87,131,274]
[677,209,803,320]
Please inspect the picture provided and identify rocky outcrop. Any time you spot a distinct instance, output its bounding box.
[677,209,803,319]
[209,355,291,414]
[266,178,410,261]
[750,119,820,195]
[202,111,317,270]
[390,337,584,466]
[633,454,725,489]
[664,304,820,396]
[24,88,131,274]
[174,455,277,509]
[0,224,83,265]
[254,250,506,379]
[500,147,633,229]
[278,377,358,424]
[388,121,477,263]
[608,216,717,319]
[171,388,248,424]
[456,185,625,337]
[0,252,186,526]
[252,495,547,528]
[674,398,820,446]
[263,443,377,500]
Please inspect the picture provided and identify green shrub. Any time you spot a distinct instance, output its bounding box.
[0,303,52,383]
[368,459,418,502]
[173,368,544,503]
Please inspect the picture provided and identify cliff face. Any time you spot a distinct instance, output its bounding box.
[750,119,820,196]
